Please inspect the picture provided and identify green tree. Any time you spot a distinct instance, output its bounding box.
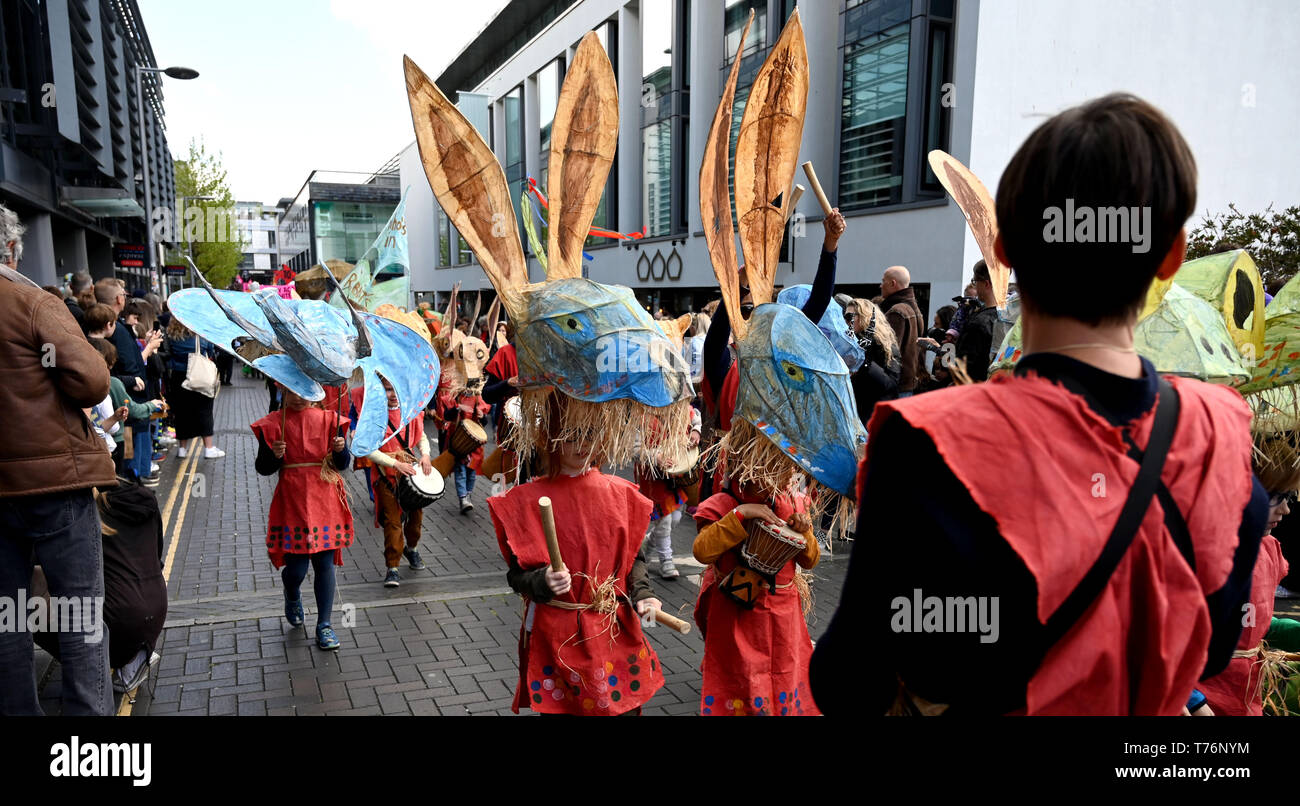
[1186,204,1300,293]
[168,139,244,288]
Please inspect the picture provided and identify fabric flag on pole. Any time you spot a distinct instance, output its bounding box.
[331,187,411,313]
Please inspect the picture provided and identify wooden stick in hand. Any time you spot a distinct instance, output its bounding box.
[538,496,564,571]
[652,609,692,635]
[801,162,833,216]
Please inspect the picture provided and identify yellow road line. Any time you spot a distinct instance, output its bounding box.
[159,439,199,531]
[122,385,223,715]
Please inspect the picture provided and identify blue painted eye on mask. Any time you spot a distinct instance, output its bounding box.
[735,304,867,498]
[776,284,865,373]
[516,278,693,407]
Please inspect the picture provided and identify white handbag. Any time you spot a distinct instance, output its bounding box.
[181,335,220,398]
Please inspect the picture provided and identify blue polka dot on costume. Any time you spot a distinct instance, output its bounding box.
[608,676,618,686]
[781,707,788,715]
[530,681,540,691]
[754,697,763,708]
[703,707,711,714]
[779,691,787,703]
[542,665,554,675]
[704,695,714,705]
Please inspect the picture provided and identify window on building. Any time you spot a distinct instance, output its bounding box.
[840,0,910,209]
[502,85,526,252]
[536,58,564,189]
[437,206,451,267]
[641,1,689,238]
[839,0,955,211]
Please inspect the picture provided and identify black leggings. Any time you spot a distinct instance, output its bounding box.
[281,551,336,627]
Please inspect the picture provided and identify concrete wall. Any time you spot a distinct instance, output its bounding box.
[963,0,1300,285]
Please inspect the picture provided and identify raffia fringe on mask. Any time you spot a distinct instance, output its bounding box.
[703,417,858,545]
[506,388,694,471]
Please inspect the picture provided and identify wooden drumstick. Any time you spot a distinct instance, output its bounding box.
[652,609,691,635]
[784,184,806,223]
[538,496,564,571]
[801,162,834,216]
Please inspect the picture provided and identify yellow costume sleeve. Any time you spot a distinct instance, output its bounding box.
[692,512,748,565]
[796,528,819,569]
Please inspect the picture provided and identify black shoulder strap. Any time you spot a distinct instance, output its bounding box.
[1040,377,1181,652]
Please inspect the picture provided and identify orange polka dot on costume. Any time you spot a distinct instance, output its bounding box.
[583,698,594,710]
[732,699,744,712]
[604,661,614,673]
[638,648,647,660]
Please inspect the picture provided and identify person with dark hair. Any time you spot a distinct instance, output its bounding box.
[163,319,223,458]
[812,93,1267,715]
[953,260,1000,382]
[66,271,92,329]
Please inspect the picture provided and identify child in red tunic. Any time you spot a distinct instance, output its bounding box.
[489,435,666,715]
[250,388,354,650]
[362,379,434,588]
[692,481,820,716]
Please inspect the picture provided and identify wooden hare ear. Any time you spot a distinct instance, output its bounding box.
[405,55,528,305]
[485,296,502,343]
[470,291,481,330]
[444,281,461,326]
[700,10,753,342]
[735,8,808,309]
[544,32,619,280]
[927,149,1010,307]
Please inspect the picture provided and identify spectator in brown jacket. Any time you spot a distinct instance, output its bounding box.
[0,203,117,715]
[880,265,924,396]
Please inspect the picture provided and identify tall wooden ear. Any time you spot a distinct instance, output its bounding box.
[928,149,1011,307]
[700,10,753,342]
[470,291,482,328]
[405,55,527,302]
[485,296,502,342]
[444,281,461,325]
[734,8,808,308]
[543,33,619,280]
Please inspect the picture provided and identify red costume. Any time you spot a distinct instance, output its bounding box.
[364,407,426,527]
[1199,535,1289,715]
[692,490,820,716]
[250,407,354,568]
[488,471,664,715]
[867,373,1255,715]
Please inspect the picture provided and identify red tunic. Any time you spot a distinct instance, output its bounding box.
[250,407,354,568]
[488,471,664,715]
[692,491,819,716]
[1199,535,1289,715]
[867,372,1255,715]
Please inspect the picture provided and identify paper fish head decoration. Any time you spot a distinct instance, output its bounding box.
[405,33,694,468]
[169,259,439,457]
[776,284,865,373]
[698,9,865,532]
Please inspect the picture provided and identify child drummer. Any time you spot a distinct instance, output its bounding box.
[692,479,820,715]
[363,378,434,588]
[250,386,354,650]
[488,415,666,716]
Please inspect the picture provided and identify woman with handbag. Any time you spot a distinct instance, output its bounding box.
[163,319,224,458]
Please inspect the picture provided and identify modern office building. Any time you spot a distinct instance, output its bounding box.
[400,0,1300,321]
[277,168,401,273]
[235,200,282,281]
[0,0,178,288]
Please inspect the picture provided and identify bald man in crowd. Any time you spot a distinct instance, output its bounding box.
[880,266,924,396]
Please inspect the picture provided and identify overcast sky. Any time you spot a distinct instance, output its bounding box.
[138,0,511,205]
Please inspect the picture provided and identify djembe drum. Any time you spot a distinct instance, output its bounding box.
[432,419,487,477]
[719,519,806,608]
[396,465,445,512]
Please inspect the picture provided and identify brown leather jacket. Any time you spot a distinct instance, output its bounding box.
[0,269,116,497]
[882,287,924,393]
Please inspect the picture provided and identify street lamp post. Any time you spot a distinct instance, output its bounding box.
[135,64,199,295]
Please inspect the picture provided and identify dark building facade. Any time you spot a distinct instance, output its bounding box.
[0,0,176,288]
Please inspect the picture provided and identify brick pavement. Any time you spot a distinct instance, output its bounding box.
[38,373,850,716]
